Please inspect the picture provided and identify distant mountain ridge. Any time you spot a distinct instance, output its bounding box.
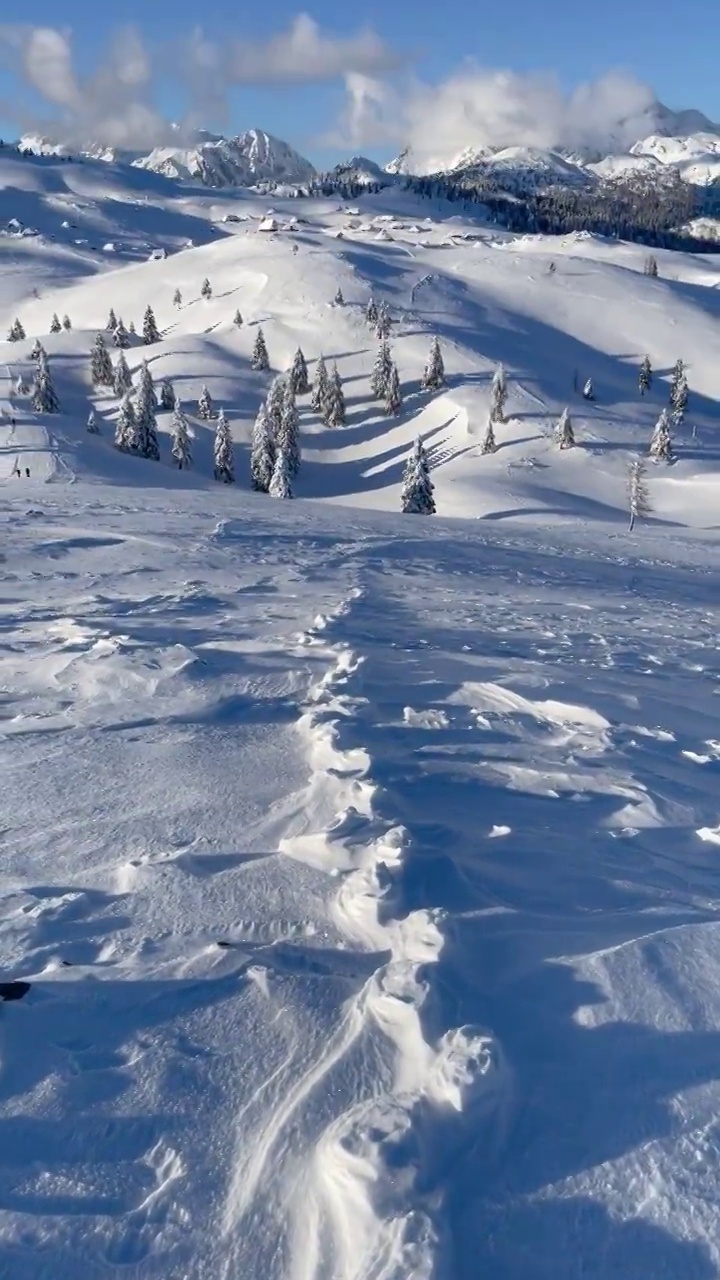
[18,128,316,189]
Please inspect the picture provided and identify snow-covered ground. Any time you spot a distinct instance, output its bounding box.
[2,153,720,1279]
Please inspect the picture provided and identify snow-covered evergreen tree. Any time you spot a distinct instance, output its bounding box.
[87,409,99,434]
[128,320,136,336]
[278,381,301,473]
[649,408,674,462]
[480,418,498,454]
[288,347,310,395]
[324,364,346,427]
[311,355,329,412]
[197,384,214,420]
[250,403,276,492]
[143,304,160,345]
[30,338,43,360]
[32,351,60,413]
[375,301,391,339]
[8,318,25,341]
[582,378,594,401]
[213,410,235,483]
[201,277,212,301]
[401,439,436,514]
[671,373,688,423]
[269,449,293,499]
[113,351,133,398]
[160,377,176,411]
[134,361,160,460]
[170,403,192,470]
[114,393,137,452]
[385,362,402,416]
[266,375,286,435]
[371,340,393,399]
[251,327,270,371]
[50,312,62,334]
[15,375,29,396]
[554,407,575,449]
[639,355,652,396]
[107,308,118,331]
[421,336,445,390]
[366,297,378,328]
[91,333,114,388]
[490,364,508,422]
[173,288,182,309]
[62,314,71,331]
[644,255,659,278]
[334,287,344,305]
[233,309,243,327]
[669,358,685,402]
[628,457,651,531]
[113,318,130,349]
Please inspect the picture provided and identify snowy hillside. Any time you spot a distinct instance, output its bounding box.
[2,151,720,1280]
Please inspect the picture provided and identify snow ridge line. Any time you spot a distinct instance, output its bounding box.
[281,588,506,1280]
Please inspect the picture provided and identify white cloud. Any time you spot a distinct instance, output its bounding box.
[335,65,659,169]
[226,14,402,85]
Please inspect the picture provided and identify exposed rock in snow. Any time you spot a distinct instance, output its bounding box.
[133,129,316,188]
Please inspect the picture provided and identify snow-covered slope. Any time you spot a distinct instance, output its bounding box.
[133,129,316,188]
[2,157,720,1280]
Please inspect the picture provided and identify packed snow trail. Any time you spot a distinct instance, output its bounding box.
[2,487,720,1279]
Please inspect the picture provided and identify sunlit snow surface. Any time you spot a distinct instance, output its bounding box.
[2,153,720,1278]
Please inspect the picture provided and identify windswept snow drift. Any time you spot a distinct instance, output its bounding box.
[2,148,720,1280]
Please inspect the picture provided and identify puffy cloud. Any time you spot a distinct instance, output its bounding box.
[335,65,659,169]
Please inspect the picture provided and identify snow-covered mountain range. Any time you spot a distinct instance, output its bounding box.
[18,128,317,189]
[388,100,720,188]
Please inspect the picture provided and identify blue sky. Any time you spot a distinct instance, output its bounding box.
[0,1,718,165]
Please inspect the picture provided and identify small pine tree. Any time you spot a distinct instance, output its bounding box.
[371,340,393,399]
[671,375,688,424]
[266,376,286,436]
[384,362,402,416]
[644,255,659,278]
[375,301,391,339]
[334,287,344,305]
[50,313,62,334]
[135,361,160,460]
[115,393,137,452]
[170,403,192,470]
[582,378,594,401]
[269,449,293,499]
[649,408,674,462]
[311,356,329,412]
[113,351,133,398]
[324,364,346,427]
[197,384,213,420]
[251,327,270,371]
[30,339,44,360]
[8,318,25,341]
[31,352,60,413]
[113,318,130,349]
[490,364,508,422]
[107,308,118,331]
[366,297,378,328]
[421,336,445,390]
[628,457,651,531]
[173,288,182,309]
[213,410,235,483]
[554,407,575,449]
[62,314,72,331]
[250,404,276,492]
[128,320,136,336]
[278,381,301,473]
[288,347,310,395]
[143,304,160,345]
[91,333,115,388]
[480,418,498,454]
[87,409,99,434]
[160,377,176,411]
[201,278,212,301]
[639,355,652,396]
[233,309,243,327]
[401,439,436,514]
